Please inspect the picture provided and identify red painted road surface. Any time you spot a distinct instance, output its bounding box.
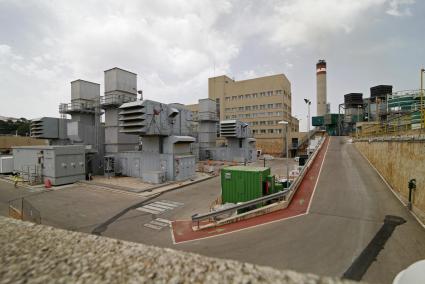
[172,137,330,244]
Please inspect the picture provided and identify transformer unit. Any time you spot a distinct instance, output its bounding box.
[12,145,86,185]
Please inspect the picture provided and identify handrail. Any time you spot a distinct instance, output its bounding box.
[191,136,325,225]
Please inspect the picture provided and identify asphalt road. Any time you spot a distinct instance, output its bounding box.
[170,137,425,284]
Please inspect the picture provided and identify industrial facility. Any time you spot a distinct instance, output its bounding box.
[3,68,259,186]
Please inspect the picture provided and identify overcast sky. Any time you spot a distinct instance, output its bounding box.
[1,0,424,130]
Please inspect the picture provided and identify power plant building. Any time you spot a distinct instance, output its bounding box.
[187,74,299,155]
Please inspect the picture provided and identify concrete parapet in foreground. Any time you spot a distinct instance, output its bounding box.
[0,217,357,283]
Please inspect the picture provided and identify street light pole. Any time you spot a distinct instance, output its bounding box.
[278,120,289,182]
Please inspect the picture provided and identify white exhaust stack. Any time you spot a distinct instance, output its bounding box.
[316,60,327,116]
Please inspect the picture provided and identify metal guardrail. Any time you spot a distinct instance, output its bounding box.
[59,102,97,113]
[191,136,325,225]
[100,94,137,106]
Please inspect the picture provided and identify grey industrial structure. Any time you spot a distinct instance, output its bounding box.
[12,67,256,186]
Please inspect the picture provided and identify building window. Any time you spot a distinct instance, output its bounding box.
[260,129,266,134]
[252,121,258,126]
[232,96,237,100]
[277,129,282,134]
[238,95,244,100]
[245,106,251,111]
[245,94,251,99]
[267,121,274,125]
[275,103,282,108]
[260,121,266,125]
[253,130,257,134]
[267,104,273,109]
[231,115,236,119]
[225,97,230,102]
[259,104,266,110]
[252,105,258,110]
[260,92,265,97]
[238,107,244,111]
[268,129,274,133]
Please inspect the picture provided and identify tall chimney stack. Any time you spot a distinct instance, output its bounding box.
[316,60,327,116]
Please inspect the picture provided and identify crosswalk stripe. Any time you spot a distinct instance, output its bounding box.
[155,218,171,225]
[154,201,179,208]
[161,200,184,206]
[143,205,166,212]
[149,203,174,210]
[150,220,169,227]
[136,207,160,214]
[144,223,162,230]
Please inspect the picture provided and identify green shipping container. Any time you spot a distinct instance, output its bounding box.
[312,116,324,126]
[221,166,271,204]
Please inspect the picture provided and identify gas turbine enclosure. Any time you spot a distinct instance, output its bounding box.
[31,117,68,140]
[119,100,193,136]
[220,120,251,138]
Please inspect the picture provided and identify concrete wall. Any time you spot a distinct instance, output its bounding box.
[355,140,425,223]
[0,217,356,284]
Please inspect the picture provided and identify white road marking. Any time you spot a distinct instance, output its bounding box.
[155,218,172,225]
[150,220,169,227]
[143,205,166,212]
[149,203,174,210]
[144,223,162,230]
[161,200,183,206]
[154,201,179,208]
[136,207,160,214]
